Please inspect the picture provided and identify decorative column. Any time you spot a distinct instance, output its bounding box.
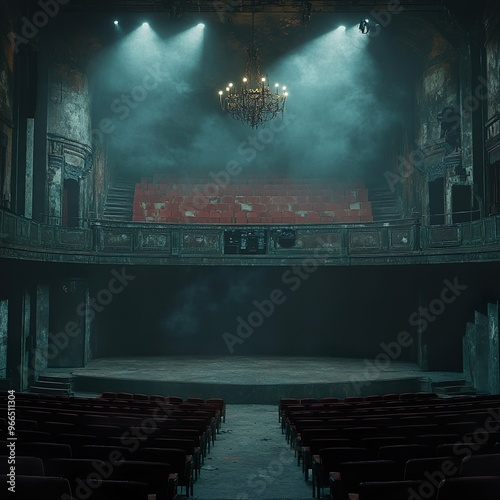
[46,139,64,225]
[33,285,50,381]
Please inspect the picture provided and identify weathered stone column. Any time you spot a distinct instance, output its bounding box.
[0,300,8,379]
[33,285,50,381]
[47,140,64,224]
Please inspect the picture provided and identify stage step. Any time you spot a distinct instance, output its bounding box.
[431,379,477,396]
[30,375,73,395]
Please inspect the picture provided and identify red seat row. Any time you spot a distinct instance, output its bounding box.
[131,175,373,224]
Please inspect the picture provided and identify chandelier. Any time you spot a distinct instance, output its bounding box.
[218,5,288,129]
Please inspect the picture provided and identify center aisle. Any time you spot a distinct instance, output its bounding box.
[194,404,315,500]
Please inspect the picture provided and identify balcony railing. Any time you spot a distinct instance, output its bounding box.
[0,209,499,265]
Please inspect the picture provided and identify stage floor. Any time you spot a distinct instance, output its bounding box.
[45,356,463,403]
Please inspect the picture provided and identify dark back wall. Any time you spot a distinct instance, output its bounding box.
[89,262,494,370]
[1,259,499,372]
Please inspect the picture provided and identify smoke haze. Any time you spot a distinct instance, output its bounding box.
[89,15,413,182]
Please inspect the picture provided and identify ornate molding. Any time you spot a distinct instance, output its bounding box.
[419,138,464,181]
[485,112,500,164]
[47,134,93,180]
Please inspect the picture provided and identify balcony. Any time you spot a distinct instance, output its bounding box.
[1,209,500,266]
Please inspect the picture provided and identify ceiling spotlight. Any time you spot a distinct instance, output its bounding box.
[113,20,119,26]
[142,22,149,27]
[197,23,205,28]
[338,25,346,31]
[359,18,370,34]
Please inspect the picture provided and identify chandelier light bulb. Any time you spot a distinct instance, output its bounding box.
[226,87,230,92]
[229,83,233,87]
[282,86,286,90]
[261,77,266,82]
[219,91,223,95]
[243,77,247,82]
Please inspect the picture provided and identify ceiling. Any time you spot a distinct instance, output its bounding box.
[15,0,482,18]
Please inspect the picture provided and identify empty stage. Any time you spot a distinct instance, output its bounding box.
[60,356,462,404]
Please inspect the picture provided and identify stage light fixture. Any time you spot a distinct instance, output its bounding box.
[142,22,149,27]
[359,18,370,34]
[338,25,346,31]
[113,20,119,26]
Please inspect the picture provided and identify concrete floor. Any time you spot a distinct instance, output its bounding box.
[191,404,315,500]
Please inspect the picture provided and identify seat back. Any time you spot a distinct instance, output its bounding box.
[78,479,149,500]
[0,474,72,498]
[149,438,196,455]
[460,453,500,477]
[378,444,432,461]
[361,436,409,458]
[318,447,370,483]
[77,445,134,461]
[0,455,44,475]
[358,480,424,500]
[339,460,400,494]
[99,459,173,499]
[415,434,459,452]
[135,447,187,476]
[436,476,500,500]
[404,456,462,481]
[15,430,52,442]
[378,444,433,476]
[309,438,352,455]
[436,442,493,457]
[17,442,72,460]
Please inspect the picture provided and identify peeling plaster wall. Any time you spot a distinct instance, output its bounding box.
[0,2,16,210]
[395,29,480,224]
[417,56,458,147]
[486,42,500,121]
[485,5,500,122]
[48,64,91,147]
[488,302,499,394]
[43,28,94,225]
[0,9,14,121]
[89,143,108,219]
[416,48,460,222]
[389,33,461,220]
[463,304,500,394]
[484,1,500,212]
[34,285,49,380]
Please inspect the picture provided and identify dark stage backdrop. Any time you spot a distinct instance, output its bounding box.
[88,263,491,371]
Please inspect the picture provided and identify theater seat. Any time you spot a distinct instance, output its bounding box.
[334,460,400,498]
[0,456,44,475]
[77,479,149,500]
[404,456,462,481]
[357,480,424,500]
[16,442,72,460]
[0,475,72,498]
[460,453,500,477]
[378,444,433,476]
[313,447,370,499]
[436,476,500,500]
